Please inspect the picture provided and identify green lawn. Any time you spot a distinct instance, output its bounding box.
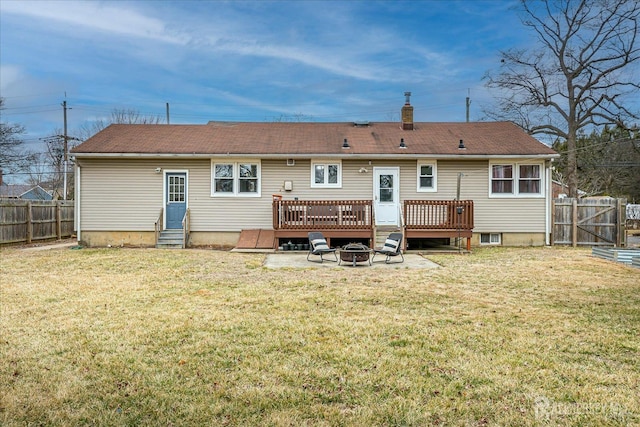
[1,246,638,426]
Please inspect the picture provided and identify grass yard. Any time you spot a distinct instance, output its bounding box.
[1,246,638,426]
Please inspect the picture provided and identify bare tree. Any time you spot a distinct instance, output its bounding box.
[484,0,640,197]
[553,126,640,199]
[77,108,165,141]
[0,98,26,176]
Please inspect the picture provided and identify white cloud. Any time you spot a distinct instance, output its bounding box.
[1,0,449,84]
[0,64,22,92]
[0,0,188,44]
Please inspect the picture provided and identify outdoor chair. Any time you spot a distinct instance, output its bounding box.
[372,232,404,264]
[306,232,338,263]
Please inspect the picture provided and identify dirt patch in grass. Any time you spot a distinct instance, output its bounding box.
[1,246,638,425]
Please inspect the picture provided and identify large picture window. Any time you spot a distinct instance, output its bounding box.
[490,162,543,197]
[311,161,341,188]
[212,161,260,196]
[417,161,437,192]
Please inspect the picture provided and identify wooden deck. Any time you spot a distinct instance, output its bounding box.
[270,199,474,250]
[404,200,474,250]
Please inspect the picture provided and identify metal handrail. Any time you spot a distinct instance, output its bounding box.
[398,204,406,249]
[154,208,164,246]
[181,208,190,249]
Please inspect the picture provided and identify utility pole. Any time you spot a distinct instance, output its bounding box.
[62,100,68,200]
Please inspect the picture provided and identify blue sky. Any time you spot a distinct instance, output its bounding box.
[1,0,532,154]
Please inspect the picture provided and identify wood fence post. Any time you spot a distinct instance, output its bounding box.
[56,201,62,240]
[551,199,556,245]
[617,198,624,247]
[571,198,578,247]
[26,201,32,244]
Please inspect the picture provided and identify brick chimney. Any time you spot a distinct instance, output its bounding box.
[401,92,413,130]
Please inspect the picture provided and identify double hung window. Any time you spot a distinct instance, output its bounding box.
[417,161,437,192]
[490,163,542,197]
[212,161,260,196]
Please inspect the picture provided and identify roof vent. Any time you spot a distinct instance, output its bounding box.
[458,139,466,150]
[399,138,407,149]
[354,121,370,127]
[342,138,350,149]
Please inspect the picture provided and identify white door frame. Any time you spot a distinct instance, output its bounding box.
[163,170,189,230]
[373,167,400,226]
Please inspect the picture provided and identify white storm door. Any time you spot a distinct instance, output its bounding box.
[374,167,399,226]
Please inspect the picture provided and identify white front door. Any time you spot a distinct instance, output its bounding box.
[374,167,399,226]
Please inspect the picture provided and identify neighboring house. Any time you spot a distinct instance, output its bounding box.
[552,180,587,198]
[71,96,559,249]
[0,184,54,200]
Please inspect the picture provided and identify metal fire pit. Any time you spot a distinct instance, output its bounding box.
[339,243,372,267]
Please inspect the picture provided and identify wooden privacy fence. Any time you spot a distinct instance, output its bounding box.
[0,200,74,245]
[552,198,626,247]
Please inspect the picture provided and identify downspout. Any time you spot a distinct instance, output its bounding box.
[545,161,551,245]
[75,164,81,243]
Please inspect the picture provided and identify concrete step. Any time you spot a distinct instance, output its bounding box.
[157,229,185,249]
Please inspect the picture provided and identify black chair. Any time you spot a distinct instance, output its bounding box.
[372,232,404,264]
[306,232,338,263]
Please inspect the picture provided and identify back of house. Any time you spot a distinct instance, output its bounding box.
[71,96,558,249]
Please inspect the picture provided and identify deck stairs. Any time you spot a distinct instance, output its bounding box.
[374,226,403,249]
[156,229,185,249]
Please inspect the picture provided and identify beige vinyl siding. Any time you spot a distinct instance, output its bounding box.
[399,160,546,233]
[78,157,547,234]
[273,159,376,200]
[78,159,166,231]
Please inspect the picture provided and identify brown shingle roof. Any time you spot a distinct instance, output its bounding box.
[71,121,558,157]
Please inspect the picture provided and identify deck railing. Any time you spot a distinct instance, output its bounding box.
[404,200,474,230]
[273,200,373,230]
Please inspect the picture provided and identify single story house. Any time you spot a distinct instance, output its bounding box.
[71,96,559,249]
[0,184,54,201]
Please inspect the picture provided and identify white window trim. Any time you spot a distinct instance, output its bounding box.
[211,159,261,198]
[489,161,545,198]
[310,160,342,188]
[416,161,437,192]
[480,233,502,245]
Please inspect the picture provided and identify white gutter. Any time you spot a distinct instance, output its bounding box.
[72,152,560,160]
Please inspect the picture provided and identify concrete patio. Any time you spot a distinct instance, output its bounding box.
[263,252,440,269]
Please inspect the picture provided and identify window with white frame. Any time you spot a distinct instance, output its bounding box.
[518,164,541,194]
[212,161,260,196]
[311,161,341,188]
[480,233,501,245]
[417,161,437,192]
[490,163,543,197]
